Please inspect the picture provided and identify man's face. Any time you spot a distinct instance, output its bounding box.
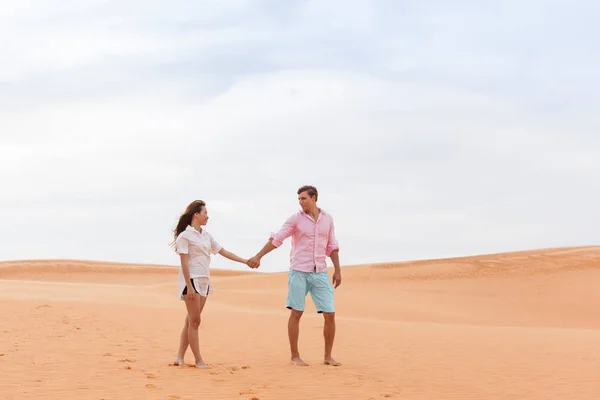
[298,191,316,211]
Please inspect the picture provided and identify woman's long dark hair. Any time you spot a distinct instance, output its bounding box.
[170,200,206,248]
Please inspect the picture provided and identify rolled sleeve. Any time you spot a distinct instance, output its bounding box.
[270,215,297,247]
[175,235,189,255]
[208,233,223,255]
[326,220,340,256]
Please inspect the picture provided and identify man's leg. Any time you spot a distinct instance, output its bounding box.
[286,270,309,366]
[288,309,306,365]
[309,272,340,366]
[322,312,339,366]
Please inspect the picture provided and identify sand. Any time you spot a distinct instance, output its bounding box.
[1,246,600,399]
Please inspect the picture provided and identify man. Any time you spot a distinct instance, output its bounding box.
[248,185,342,367]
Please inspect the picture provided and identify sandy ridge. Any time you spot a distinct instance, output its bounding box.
[2,246,600,399]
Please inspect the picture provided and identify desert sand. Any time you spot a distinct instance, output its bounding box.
[1,246,600,399]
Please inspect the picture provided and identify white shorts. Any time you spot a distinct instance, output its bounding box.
[179,277,214,300]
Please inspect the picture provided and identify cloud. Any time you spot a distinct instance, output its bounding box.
[1,0,598,272]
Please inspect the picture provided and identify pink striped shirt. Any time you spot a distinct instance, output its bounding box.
[269,208,340,273]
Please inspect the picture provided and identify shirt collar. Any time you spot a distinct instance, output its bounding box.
[300,207,326,220]
[185,225,203,234]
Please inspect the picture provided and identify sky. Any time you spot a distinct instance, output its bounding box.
[1,0,598,273]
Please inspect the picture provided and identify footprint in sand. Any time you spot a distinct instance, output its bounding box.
[239,389,255,395]
[167,396,181,400]
[118,359,136,363]
[145,373,156,379]
[208,365,251,376]
[145,384,157,389]
[229,365,251,373]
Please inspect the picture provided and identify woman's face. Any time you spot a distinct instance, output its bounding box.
[194,206,209,226]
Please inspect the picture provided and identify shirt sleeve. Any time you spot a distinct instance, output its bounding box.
[208,233,223,255]
[269,214,297,247]
[326,218,340,256]
[175,234,189,255]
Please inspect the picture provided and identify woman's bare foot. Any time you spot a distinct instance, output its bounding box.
[324,357,341,366]
[195,360,209,368]
[291,357,309,366]
[171,358,185,366]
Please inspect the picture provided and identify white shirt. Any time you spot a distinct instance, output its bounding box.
[175,225,223,281]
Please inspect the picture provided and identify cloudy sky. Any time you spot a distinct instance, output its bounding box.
[1,0,598,272]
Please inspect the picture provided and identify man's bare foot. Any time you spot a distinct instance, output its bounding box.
[291,357,309,366]
[324,357,341,366]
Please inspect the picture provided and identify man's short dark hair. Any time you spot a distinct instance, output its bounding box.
[297,185,318,200]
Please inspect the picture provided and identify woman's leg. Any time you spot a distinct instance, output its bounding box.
[184,293,208,367]
[173,315,189,365]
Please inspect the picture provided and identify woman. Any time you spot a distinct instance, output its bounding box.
[170,199,254,368]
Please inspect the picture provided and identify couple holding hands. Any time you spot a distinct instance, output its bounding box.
[170,185,342,368]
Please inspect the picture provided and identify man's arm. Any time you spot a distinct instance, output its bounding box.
[248,215,296,267]
[255,238,277,258]
[247,239,277,268]
[330,249,342,288]
[329,250,340,270]
[326,220,342,288]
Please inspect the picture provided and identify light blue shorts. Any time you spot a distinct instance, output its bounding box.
[286,269,335,313]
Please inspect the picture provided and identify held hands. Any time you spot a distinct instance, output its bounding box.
[246,256,261,269]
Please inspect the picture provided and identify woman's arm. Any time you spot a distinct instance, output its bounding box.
[218,248,248,264]
[180,254,196,298]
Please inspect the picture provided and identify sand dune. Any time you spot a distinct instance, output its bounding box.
[2,246,600,399]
